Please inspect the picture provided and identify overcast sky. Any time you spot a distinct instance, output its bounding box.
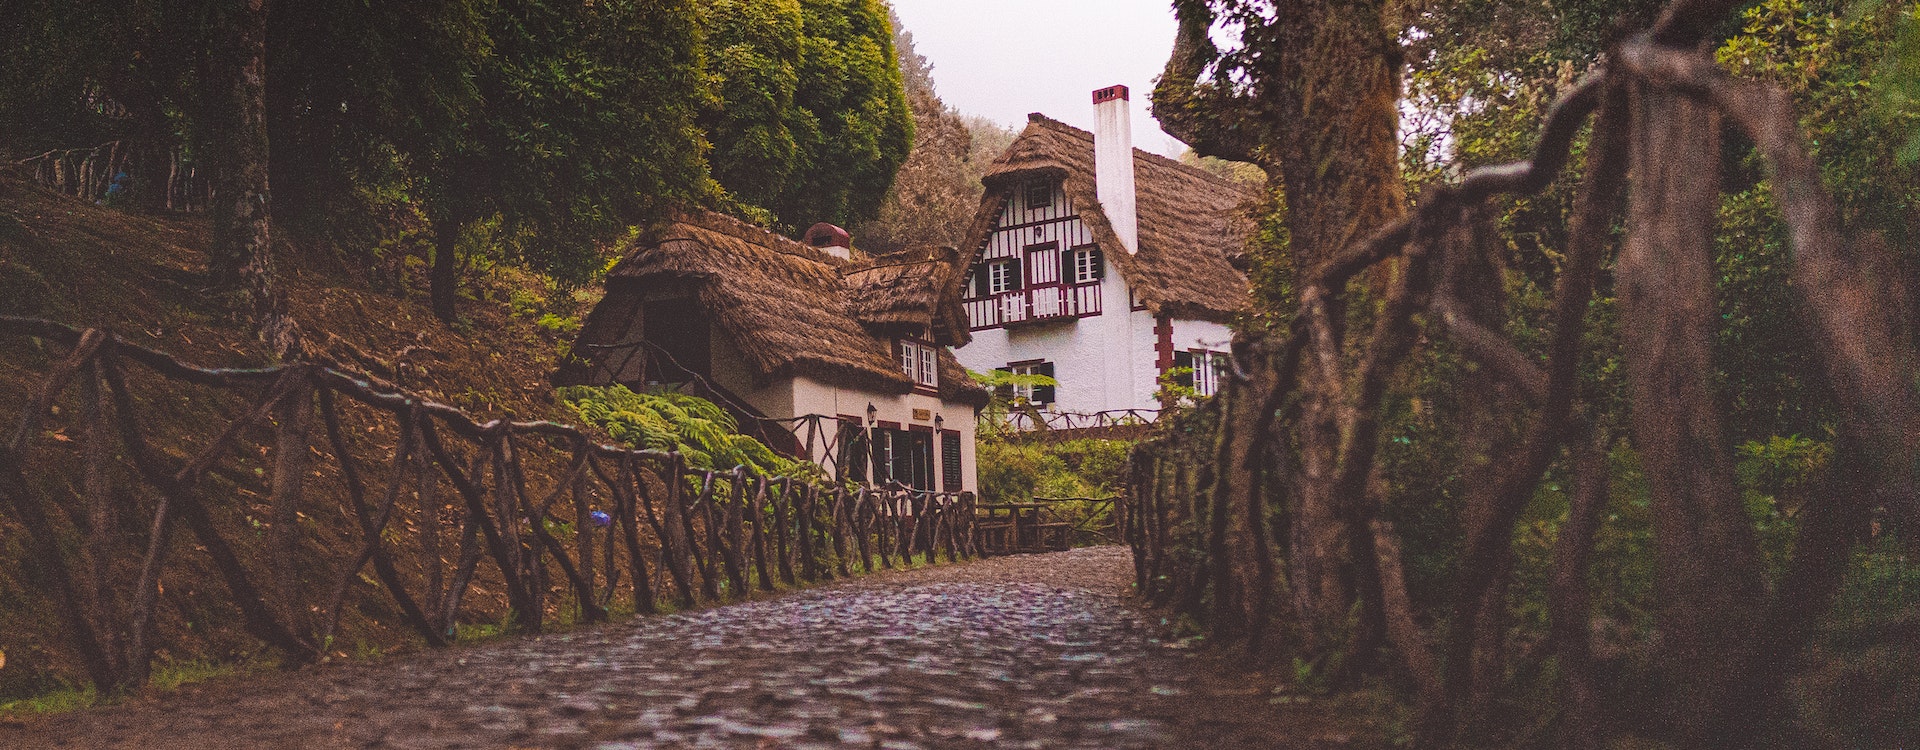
[888,0,1189,158]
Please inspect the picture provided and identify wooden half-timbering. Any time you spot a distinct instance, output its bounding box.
[962,179,1106,329]
[950,105,1251,419]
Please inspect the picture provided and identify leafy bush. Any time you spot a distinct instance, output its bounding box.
[976,437,1132,545]
[977,438,1130,503]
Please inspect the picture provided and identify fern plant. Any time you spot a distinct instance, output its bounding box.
[556,385,807,476]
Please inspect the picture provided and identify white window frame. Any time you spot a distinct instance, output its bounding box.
[900,340,939,388]
[986,260,1015,295]
[1070,247,1100,285]
[1191,350,1224,397]
[1010,361,1050,405]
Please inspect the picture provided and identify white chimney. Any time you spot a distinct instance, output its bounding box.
[1092,85,1139,254]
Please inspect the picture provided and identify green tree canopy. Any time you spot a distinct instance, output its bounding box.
[701,0,914,232]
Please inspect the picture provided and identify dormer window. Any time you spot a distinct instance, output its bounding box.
[1024,181,1053,210]
[899,339,939,388]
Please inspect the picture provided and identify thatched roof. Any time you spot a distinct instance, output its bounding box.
[952,114,1256,323]
[571,210,987,406]
[841,246,970,347]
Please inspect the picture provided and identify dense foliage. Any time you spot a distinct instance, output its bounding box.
[1141,0,1920,746]
[849,11,1017,253]
[0,0,919,322]
[976,438,1130,505]
[557,385,805,476]
[701,0,913,232]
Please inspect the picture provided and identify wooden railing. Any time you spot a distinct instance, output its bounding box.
[0,317,977,695]
[963,282,1102,330]
[975,495,1121,555]
[1004,408,1159,433]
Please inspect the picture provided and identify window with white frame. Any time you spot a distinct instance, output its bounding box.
[1173,349,1227,397]
[1068,247,1102,285]
[1007,361,1055,405]
[899,339,939,388]
[986,259,1016,294]
[1195,350,1223,396]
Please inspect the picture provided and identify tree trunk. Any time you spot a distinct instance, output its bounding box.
[432,215,461,322]
[207,0,296,355]
[1619,81,1767,747]
[1156,0,1408,656]
[1271,0,1407,653]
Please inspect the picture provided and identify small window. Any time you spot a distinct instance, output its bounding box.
[1068,247,1103,285]
[1174,350,1226,397]
[900,340,939,388]
[1007,361,1055,405]
[1025,181,1053,210]
[987,260,1016,295]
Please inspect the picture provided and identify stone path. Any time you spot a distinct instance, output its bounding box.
[3,547,1343,749]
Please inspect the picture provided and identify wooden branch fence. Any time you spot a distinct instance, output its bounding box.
[1000,409,1160,444]
[16,141,211,212]
[0,316,978,695]
[1126,4,1919,747]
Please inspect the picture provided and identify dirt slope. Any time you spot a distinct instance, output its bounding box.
[0,174,586,703]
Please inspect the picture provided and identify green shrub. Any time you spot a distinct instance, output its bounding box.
[976,436,1133,545]
[556,385,808,476]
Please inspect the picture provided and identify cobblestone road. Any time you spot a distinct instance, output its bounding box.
[4,547,1341,749]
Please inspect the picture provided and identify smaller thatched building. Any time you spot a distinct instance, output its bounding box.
[559,209,987,492]
[951,85,1255,416]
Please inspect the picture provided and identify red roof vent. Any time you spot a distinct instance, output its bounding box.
[1092,85,1130,104]
[803,222,851,249]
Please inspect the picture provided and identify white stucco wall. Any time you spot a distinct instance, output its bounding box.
[955,273,1232,415]
[784,376,978,493]
[630,327,978,493]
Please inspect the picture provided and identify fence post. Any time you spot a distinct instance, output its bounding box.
[1,458,119,690]
[656,456,697,607]
[267,368,315,636]
[772,478,797,585]
[690,471,723,600]
[852,488,874,573]
[723,467,750,597]
[493,434,543,633]
[602,455,656,615]
[873,490,894,569]
[828,488,852,578]
[748,477,774,592]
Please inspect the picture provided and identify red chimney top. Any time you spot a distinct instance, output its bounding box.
[1092,85,1130,104]
[803,222,851,250]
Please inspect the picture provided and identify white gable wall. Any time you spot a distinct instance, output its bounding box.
[957,271,1231,415]
[957,180,1236,416]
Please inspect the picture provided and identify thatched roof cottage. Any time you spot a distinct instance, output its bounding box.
[560,209,988,492]
[951,85,1255,415]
